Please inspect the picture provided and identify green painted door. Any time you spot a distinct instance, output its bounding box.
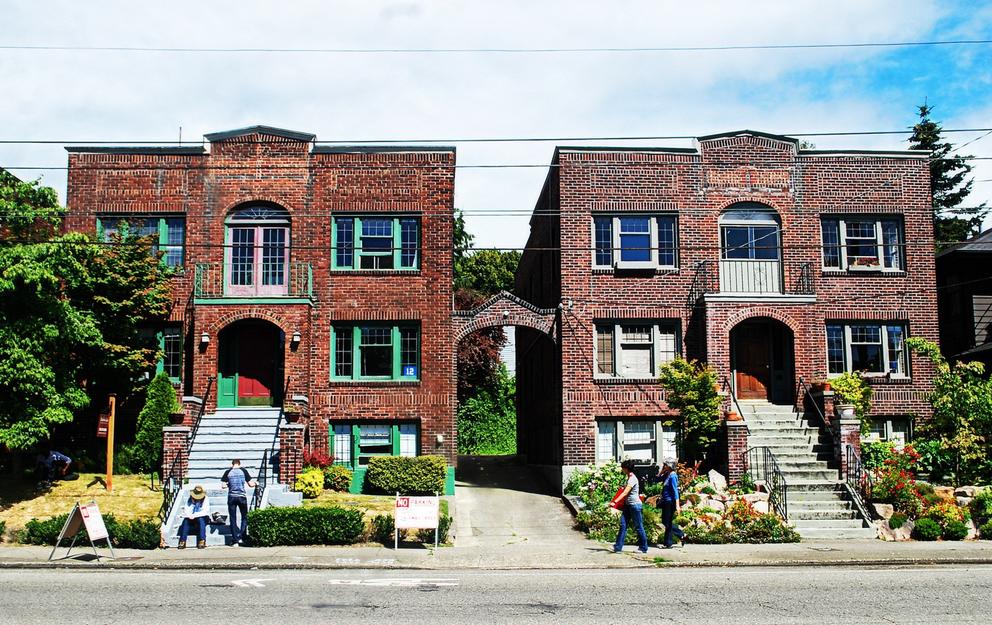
[217,332,238,408]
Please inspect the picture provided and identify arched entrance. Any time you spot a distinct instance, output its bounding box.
[217,319,285,407]
[730,317,794,404]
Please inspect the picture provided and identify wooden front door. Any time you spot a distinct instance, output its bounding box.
[735,323,771,400]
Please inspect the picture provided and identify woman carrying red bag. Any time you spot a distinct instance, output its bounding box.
[611,459,648,553]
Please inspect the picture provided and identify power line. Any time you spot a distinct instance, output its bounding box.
[1,39,989,55]
[2,127,992,145]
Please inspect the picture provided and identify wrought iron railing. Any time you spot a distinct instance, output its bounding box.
[722,375,745,419]
[795,376,828,431]
[743,446,789,520]
[253,375,290,511]
[845,444,873,522]
[689,260,817,298]
[194,261,313,298]
[160,377,214,524]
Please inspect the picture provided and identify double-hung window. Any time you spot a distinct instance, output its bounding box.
[332,216,420,270]
[331,324,420,381]
[331,422,419,470]
[595,321,679,378]
[821,217,903,271]
[98,215,185,267]
[826,322,908,377]
[596,419,678,464]
[592,215,677,269]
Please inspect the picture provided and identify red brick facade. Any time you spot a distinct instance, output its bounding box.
[517,131,939,483]
[63,126,458,466]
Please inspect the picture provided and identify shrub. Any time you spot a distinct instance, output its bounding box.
[942,519,969,541]
[862,441,895,473]
[565,462,624,508]
[970,490,992,526]
[365,455,447,495]
[871,445,923,515]
[922,502,969,528]
[323,465,353,492]
[889,512,908,530]
[247,506,363,546]
[912,518,942,541]
[294,468,324,499]
[980,520,992,540]
[575,505,663,545]
[658,358,721,460]
[831,371,872,434]
[369,514,394,544]
[19,513,159,549]
[124,371,181,474]
[303,449,334,470]
[457,364,517,455]
[737,473,755,495]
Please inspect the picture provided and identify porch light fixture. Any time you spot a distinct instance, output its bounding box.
[291,331,302,345]
[200,332,210,346]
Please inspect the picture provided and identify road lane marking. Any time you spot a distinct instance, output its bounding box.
[231,578,273,587]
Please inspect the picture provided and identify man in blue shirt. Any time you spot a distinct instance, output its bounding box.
[221,459,257,546]
[36,449,72,484]
[658,458,686,548]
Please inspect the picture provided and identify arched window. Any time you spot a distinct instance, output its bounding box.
[225,203,291,296]
[718,203,782,293]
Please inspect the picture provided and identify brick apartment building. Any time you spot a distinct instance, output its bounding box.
[63,126,457,489]
[516,130,939,488]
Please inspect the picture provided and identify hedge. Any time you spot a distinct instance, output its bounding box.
[365,455,447,495]
[247,506,363,546]
[20,513,160,549]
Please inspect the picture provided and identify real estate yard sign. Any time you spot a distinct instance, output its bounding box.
[394,495,440,549]
[48,501,115,561]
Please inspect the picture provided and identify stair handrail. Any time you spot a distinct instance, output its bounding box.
[844,443,874,523]
[742,446,789,520]
[160,376,215,526]
[795,376,829,432]
[721,375,745,419]
[253,375,290,511]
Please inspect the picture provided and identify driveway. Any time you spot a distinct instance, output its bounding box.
[453,456,589,549]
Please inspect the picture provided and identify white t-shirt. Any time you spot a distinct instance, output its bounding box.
[624,472,640,507]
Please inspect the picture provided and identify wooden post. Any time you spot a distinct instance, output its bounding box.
[106,394,116,491]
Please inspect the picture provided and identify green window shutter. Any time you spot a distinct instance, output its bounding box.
[352,325,362,380]
[392,218,402,268]
[391,424,401,456]
[351,424,361,471]
[391,325,401,379]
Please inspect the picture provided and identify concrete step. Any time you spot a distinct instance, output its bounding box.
[797,527,879,540]
[194,418,280,428]
[790,509,859,520]
[789,490,849,502]
[787,481,846,491]
[194,425,277,434]
[190,441,276,451]
[790,499,853,511]
[792,518,869,529]
[189,449,275,460]
[193,433,275,444]
[781,470,840,481]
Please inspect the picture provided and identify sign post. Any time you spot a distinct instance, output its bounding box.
[105,394,116,491]
[394,492,440,550]
[48,501,116,561]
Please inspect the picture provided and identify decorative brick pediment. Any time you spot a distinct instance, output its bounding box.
[453,291,558,343]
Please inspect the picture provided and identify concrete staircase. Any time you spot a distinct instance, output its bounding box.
[162,408,301,547]
[741,401,877,540]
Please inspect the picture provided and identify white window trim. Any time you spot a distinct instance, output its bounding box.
[821,217,903,272]
[595,419,678,465]
[594,321,679,379]
[826,323,910,379]
[592,215,678,270]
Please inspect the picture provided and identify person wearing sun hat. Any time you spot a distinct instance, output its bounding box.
[177,485,212,549]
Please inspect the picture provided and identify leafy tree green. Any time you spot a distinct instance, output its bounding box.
[658,358,721,460]
[906,338,992,485]
[908,104,989,248]
[455,249,522,294]
[0,175,173,450]
[457,364,516,455]
[123,371,181,473]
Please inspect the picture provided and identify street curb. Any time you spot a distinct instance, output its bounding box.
[638,557,992,568]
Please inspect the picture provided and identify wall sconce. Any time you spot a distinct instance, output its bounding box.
[200,332,210,346]
[435,433,445,446]
[291,331,302,350]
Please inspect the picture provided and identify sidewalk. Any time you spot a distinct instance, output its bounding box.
[2,540,992,570]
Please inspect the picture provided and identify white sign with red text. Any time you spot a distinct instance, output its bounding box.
[394,496,439,530]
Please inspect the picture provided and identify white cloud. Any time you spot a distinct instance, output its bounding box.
[2,0,988,248]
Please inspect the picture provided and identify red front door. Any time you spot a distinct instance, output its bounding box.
[735,323,771,400]
[237,327,275,406]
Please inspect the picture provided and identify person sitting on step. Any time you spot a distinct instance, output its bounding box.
[177,485,211,549]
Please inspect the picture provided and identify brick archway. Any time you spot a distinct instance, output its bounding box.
[207,309,290,336]
[453,291,558,344]
[722,306,800,337]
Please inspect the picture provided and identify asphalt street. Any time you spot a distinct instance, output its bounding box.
[1,565,990,624]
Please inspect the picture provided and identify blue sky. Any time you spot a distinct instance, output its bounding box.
[1,0,990,248]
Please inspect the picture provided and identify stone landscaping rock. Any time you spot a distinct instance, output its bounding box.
[872,503,895,520]
[957,497,973,508]
[955,486,980,498]
[934,486,956,501]
[967,520,978,540]
[707,499,726,513]
[752,500,770,514]
[877,519,913,541]
[742,492,770,504]
[708,470,728,492]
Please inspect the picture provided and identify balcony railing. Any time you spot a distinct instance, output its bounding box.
[689,260,815,300]
[194,262,313,299]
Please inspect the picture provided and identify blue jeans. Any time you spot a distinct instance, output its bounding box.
[661,499,685,547]
[614,504,648,552]
[179,517,207,542]
[228,496,248,543]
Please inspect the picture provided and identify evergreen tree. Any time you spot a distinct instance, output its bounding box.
[909,104,989,247]
[128,371,181,473]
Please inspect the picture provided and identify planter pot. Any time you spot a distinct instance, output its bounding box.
[169,412,186,426]
[726,411,743,422]
[284,409,301,424]
[835,403,856,419]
